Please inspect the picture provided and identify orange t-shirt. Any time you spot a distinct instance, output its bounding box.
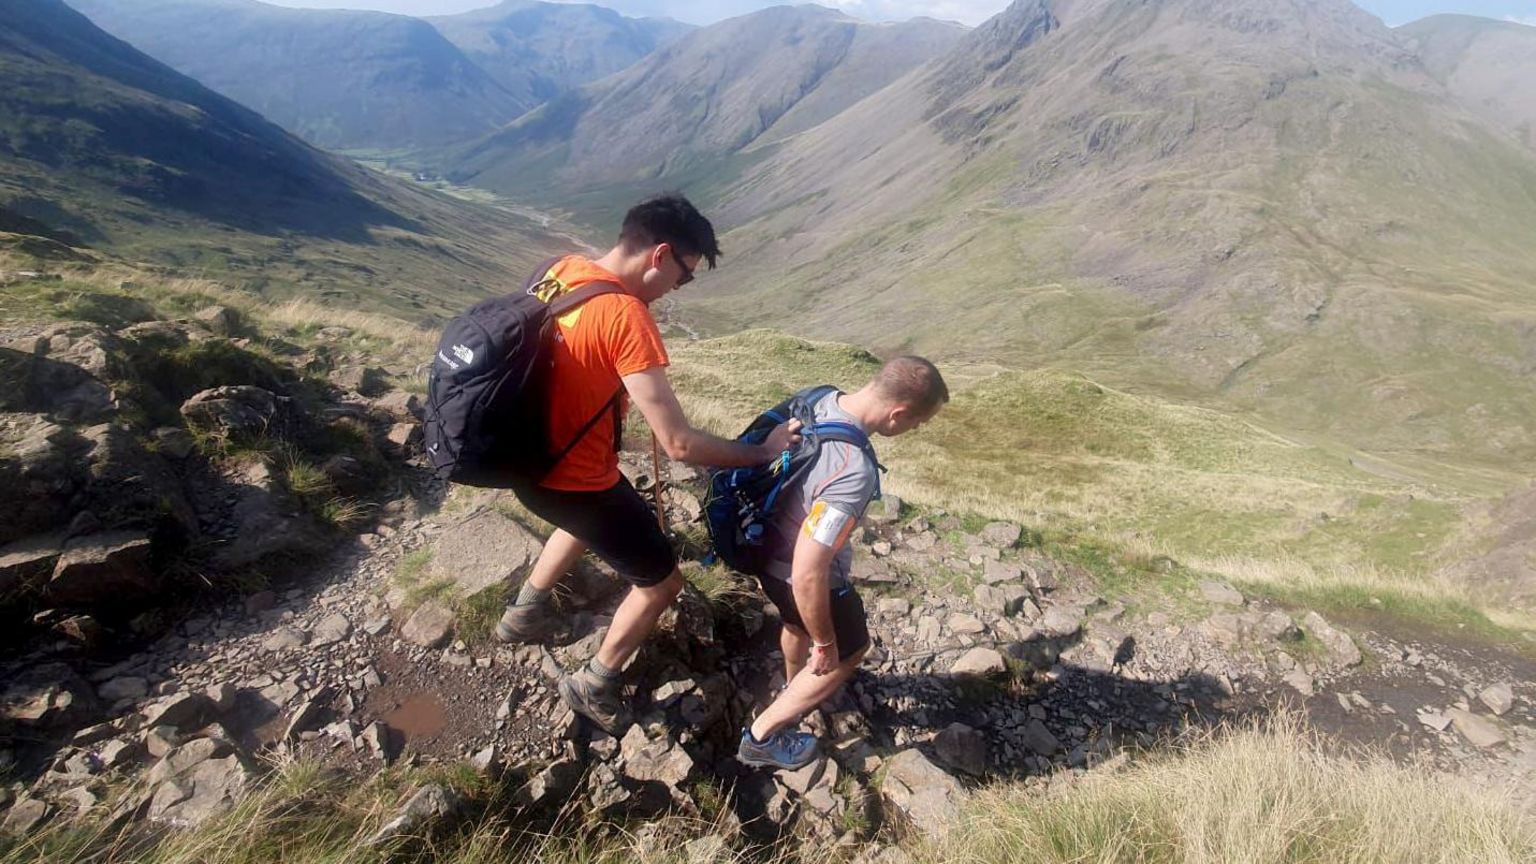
[538,256,669,491]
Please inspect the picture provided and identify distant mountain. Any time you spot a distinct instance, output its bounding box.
[0,0,569,319]
[446,5,967,202]
[428,0,692,107]
[664,0,1536,467]
[1399,14,1536,150]
[68,0,527,151]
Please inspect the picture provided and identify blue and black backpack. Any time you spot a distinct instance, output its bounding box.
[705,385,882,577]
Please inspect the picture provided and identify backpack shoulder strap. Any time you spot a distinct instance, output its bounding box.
[522,255,564,295]
[548,280,625,317]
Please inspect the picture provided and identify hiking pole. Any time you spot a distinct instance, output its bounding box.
[650,432,666,532]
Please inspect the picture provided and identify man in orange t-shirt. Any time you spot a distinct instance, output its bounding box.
[496,195,800,734]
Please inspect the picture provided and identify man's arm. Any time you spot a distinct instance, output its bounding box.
[623,367,799,467]
[789,531,842,675]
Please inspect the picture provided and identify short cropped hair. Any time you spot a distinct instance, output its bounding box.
[619,193,722,269]
[873,356,949,415]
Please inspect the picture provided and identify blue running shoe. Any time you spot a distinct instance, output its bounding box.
[736,728,818,771]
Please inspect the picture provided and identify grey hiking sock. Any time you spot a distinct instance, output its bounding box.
[515,583,551,607]
[587,656,621,683]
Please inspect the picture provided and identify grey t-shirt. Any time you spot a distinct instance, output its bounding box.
[765,390,880,586]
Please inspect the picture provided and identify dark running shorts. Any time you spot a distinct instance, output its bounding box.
[756,575,870,661]
[512,477,677,588]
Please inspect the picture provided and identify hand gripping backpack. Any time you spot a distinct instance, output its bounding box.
[423,257,624,488]
[705,385,882,577]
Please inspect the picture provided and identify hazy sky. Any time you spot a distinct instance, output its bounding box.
[263,0,1536,28]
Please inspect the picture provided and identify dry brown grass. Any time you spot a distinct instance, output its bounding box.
[924,713,1535,864]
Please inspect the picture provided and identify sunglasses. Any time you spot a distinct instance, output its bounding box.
[667,245,695,287]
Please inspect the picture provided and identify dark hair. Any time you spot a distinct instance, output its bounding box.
[873,356,949,415]
[618,193,722,270]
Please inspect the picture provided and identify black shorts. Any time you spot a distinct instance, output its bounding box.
[756,575,870,661]
[512,477,677,588]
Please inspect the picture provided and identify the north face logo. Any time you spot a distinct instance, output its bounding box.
[452,344,475,365]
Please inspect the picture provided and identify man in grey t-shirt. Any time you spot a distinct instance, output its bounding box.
[737,356,950,772]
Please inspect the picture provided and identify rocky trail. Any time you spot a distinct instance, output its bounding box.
[3,302,1535,851]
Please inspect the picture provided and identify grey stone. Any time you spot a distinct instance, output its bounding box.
[1021,719,1062,757]
[430,509,542,598]
[385,423,421,452]
[980,522,1022,548]
[1199,581,1245,606]
[142,692,213,730]
[205,683,238,714]
[193,306,241,336]
[147,755,254,828]
[950,647,1007,676]
[947,613,986,635]
[283,695,329,741]
[882,749,963,838]
[179,386,279,439]
[0,534,63,596]
[1038,605,1083,638]
[46,531,155,606]
[401,602,455,648]
[263,627,307,652]
[365,784,462,846]
[982,560,1023,584]
[470,744,501,777]
[2,797,49,835]
[619,725,695,786]
[1448,709,1506,749]
[1479,683,1515,716]
[1254,611,1301,642]
[372,391,423,421]
[1301,611,1362,667]
[934,722,988,776]
[877,598,911,617]
[2,662,97,730]
[330,366,389,398]
[515,757,583,808]
[310,613,352,647]
[98,738,141,770]
[1282,670,1315,697]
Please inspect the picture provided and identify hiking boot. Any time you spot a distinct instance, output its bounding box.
[736,728,818,771]
[558,669,627,735]
[495,602,559,644]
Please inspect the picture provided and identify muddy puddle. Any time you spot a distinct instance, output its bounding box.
[383,693,447,742]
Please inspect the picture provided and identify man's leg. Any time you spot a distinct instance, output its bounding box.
[781,624,811,683]
[749,646,868,743]
[496,528,588,643]
[559,569,683,733]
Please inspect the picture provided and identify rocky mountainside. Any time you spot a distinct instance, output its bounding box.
[428,0,692,108]
[664,0,1536,470]
[446,6,967,202]
[68,0,528,151]
[1398,14,1536,150]
[0,0,572,320]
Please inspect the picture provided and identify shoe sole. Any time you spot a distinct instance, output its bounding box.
[558,676,624,735]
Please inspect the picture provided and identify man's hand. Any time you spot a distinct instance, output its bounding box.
[761,418,803,457]
[810,641,838,676]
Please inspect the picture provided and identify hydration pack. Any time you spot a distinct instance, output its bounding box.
[422,257,623,488]
[705,385,881,576]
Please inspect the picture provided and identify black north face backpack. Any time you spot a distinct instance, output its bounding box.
[704,385,882,577]
[423,257,623,488]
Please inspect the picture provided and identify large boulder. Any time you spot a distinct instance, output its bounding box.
[78,423,197,539]
[213,461,327,570]
[0,533,64,599]
[180,386,281,439]
[882,749,964,839]
[430,509,543,599]
[45,531,156,607]
[0,326,123,422]
[144,739,257,828]
[0,414,81,545]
